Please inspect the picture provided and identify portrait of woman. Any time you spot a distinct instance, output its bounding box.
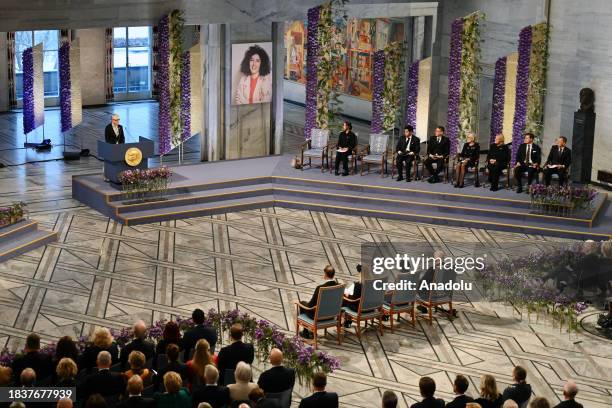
[233,43,273,105]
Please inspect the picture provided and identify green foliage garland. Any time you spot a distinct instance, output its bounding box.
[381,41,405,132]
[169,9,184,147]
[525,22,549,144]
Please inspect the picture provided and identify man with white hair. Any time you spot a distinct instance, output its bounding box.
[78,351,126,401]
[553,381,583,408]
[105,113,125,144]
[120,320,155,369]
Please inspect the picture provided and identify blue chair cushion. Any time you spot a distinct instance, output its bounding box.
[383,302,414,312]
[297,313,337,327]
[303,148,325,157]
[362,154,384,162]
[342,307,381,319]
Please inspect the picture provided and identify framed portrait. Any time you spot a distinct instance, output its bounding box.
[231,42,273,105]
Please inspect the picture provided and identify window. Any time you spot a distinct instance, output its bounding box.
[15,30,60,99]
[113,26,152,96]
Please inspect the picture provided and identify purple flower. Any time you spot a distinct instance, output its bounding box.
[22,47,35,134]
[305,6,321,139]
[158,15,171,155]
[371,50,385,134]
[490,56,506,144]
[404,61,419,132]
[59,42,72,132]
[447,18,463,155]
[512,25,532,164]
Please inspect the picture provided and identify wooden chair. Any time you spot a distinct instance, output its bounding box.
[382,272,418,332]
[452,154,480,187]
[416,267,455,324]
[295,284,345,349]
[342,278,386,338]
[481,161,512,189]
[359,133,389,177]
[300,128,330,172]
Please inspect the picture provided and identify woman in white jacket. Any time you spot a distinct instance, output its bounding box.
[234,45,272,105]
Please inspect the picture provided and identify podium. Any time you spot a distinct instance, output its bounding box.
[98,137,155,183]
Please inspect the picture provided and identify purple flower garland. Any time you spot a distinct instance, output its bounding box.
[305,6,321,139]
[158,15,171,155]
[180,51,191,142]
[371,50,385,134]
[490,56,506,145]
[59,43,72,133]
[22,47,35,134]
[447,18,463,155]
[511,25,532,164]
[404,61,419,132]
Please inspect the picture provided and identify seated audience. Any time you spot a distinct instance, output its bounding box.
[121,321,156,369]
[11,333,53,385]
[382,390,398,408]
[446,374,474,408]
[543,136,572,187]
[79,351,126,401]
[514,132,541,194]
[156,321,182,356]
[475,374,503,408]
[298,372,338,408]
[20,367,36,387]
[54,336,80,370]
[529,397,550,408]
[424,126,450,184]
[454,132,480,188]
[298,265,338,338]
[395,125,420,182]
[183,309,218,360]
[85,394,108,408]
[156,343,188,389]
[191,365,229,408]
[249,387,281,408]
[502,366,532,407]
[502,401,518,408]
[257,348,295,393]
[228,362,257,404]
[124,351,152,384]
[486,134,510,192]
[119,375,156,408]
[217,324,254,385]
[187,339,216,389]
[154,371,192,408]
[553,381,582,408]
[342,264,363,327]
[80,328,120,371]
[410,376,444,408]
[55,357,78,387]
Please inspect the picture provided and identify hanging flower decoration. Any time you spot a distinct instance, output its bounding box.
[511,25,532,164]
[490,56,506,144]
[525,22,549,144]
[180,51,191,142]
[169,9,184,148]
[447,18,463,155]
[304,6,321,139]
[371,50,385,134]
[404,61,419,132]
[381,41,405,132]
[22,47,35,134]
[158,15,171,155]
[59,42,72,133]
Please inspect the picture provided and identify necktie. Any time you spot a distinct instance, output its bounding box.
[407,138,411,151]
[559,147,563,155]
[527,145,531,164]
[437,137,441,144]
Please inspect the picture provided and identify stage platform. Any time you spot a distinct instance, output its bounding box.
[72,154,612,240]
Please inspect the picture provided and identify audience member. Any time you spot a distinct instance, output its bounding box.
[84,394,108,408]
[191,365,229,408]
[9,402,26,408]
[410,377,444,408]
[257,348,295,393]
[514,132,541,194]
[197,404,212,408]
[529,397,550,408]
[466,404,483,408]
[156,321,182,355]
[80,328,119,371]
[124,351,152,384]
[228,362,257,404]
[553,381,582,408]
[118,375,156,408]
[187,339,216,389]
[424,126,450,184]
[297,265,338,338]
[121,321,155,369]
[183,309,218,360]
[382,390,398,408]
[20,367,36,387]
[298,372,338,408]
[11,333,53,385]
[0,366,13,386]
[446,375,473,408]
[55,357,78,387]
[502,366,532,406]
[57,398,73,408]
[486,134,510,191]
[54,336,80,369]
[217,324,254,385]
[502,401,518,408]
[249,387,281,408]
[156,343,188,389]
[79,351,126,401]
[342,264,363,327]
[154,371,192,408]
[475,374,503,408]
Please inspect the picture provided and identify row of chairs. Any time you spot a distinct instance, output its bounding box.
[295,268,455,349]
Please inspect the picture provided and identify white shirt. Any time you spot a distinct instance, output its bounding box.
[113,125,119,136]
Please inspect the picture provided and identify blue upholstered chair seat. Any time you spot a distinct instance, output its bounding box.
[362,154,384,162]
[342,307,380,319]
[297,313,337,327]
[303,148,325,157]
[383,302,414,312]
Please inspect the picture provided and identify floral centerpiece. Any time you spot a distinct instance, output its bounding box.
[529,184,597,216]
[0,202,27,228]
[118,167,173,201]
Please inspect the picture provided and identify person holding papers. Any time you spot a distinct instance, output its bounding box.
[395,125,421,182]
[342,264,363,328]
[543,136,572,186]
[334,121,357,176]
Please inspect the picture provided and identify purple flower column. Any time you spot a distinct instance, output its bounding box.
[180,51,191,142]
[404,61,419,132]
[158,16,171,155]
[371,50,385,134]
[447,18,463,155]
[305,6,321,139]
[59,42,72,133]
[511,26,532,164]
[22,48,35,134]
[490,56,506,144]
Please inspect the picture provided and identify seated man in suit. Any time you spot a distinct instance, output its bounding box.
[486,134,511,191]
[445,375,473,408]
[342,264,363,328]
[424,126,450,183]
[216,324,254,385]
[105,114,125,144]
[298,265,339,338]
[257,348,296,394]
[553,381,583,408]
[396,125,421,182]
[543,136,572,186]
[120,320,156,369]
[248,387,282,408]
[298,372,338,408]
[514,132,541,193]
[410,377,444,408]
[191,365,230,408]
[78,351,126,402]
[11,333,53,385]
[182,308,218,360]
[119,374,156,408]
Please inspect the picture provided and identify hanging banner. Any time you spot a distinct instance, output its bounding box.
[70,39,83,128]
[23,43,45,134]
[189,43,202,139]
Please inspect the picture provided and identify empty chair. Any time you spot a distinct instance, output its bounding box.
[295,284,345,349]
[382,272,418,332]
[417,266,455,324]
[300,128,330,172]
[359,133,389,176]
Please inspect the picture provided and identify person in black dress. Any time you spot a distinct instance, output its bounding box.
[395,125,420,182]
[454,133,480,188]
[334,121,357,176]
[486,134,511,191]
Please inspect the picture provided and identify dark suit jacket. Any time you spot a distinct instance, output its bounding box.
[120,338,156,369]
[105,123,125,144]
[217,341,255,382]
[118,396,156,408]
[191,384,230,408]
[396,135,421,155]
[155,361,188,390]
[78,368,126,400]
[516,143,541,166]
[445,394,473,408]
[410,397,445,408]
[182,324,218,359]
[474,395,503,408]
[427,136,450,157]
[487,143,510,168]
[80,343,120,371]
[336,131,357,150]
[545,145,572,167]
[502,383,532,405]
[11,351,54,385]
[306,280,339,308]
[298,391,339,408]
[553,400,584,408]
[255,397,282,408]
[257,365,296,393]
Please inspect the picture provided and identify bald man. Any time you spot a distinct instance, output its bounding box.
[553,381,583,408]
[257,348,295,393]
[120,320,155,369]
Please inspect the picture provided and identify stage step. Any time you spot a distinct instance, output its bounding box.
[0,220,58,263]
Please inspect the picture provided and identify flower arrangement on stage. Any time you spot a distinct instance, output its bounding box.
[22,47,35,134]
[158,15,171,155]
[169,9,184,148]
[0,202,27,228]
[59,42,72,132]
[0,309,341,385]
[404,61,419,131]
[447,18,463,155]
[180,51,191,142]
[511,26,532,164]
[371,50,385,134]
[304,6,321,139]
[381,41,405,133]
[489,56,506,144]
[529,183,597,216]
[118,167,173,201]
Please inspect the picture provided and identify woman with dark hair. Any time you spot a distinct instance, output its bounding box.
[54,336,80,369]
[156,321,182,355]
[234,45,272,105]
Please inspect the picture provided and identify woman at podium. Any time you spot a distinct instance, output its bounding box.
[105,114,125,144]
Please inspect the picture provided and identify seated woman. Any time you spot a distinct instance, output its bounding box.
[454,132,480,188]
[186,339,217,390]
[55,357,78,387]
[474,374,503,408]
[155,371,192,408]
[124,351,152,385]
[227,362,257,404]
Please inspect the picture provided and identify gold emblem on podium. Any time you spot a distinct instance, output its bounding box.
[125,147,143,167]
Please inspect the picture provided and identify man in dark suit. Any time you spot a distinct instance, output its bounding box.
[155,344,187,390]
[182,308,218,360]
[553,381,583,408]
[342,264,363,328]
[11,333,53,385]
[120,320,156,369]
[410,377,444,408]
[298,372,338,408]
[216,323,254,385]
[105,114,125,144]
[396,125,421,182]
[514,132,541,193]
[544,136,572,187]
[118,375,156,408]
[191,365,230,408]
[78,351,126,402]
[257,348,296,394]
[445,375,473,408]
[334,121,357,176]
[424,126,450,183]
[502,366,532,406]
[382,391,398,408]
[486,134,511,191]
[248,387,281,408]
[298,265,339,338]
